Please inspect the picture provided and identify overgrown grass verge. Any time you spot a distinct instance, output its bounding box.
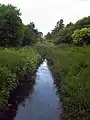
[0,47,40,110]
[35,42,90,120]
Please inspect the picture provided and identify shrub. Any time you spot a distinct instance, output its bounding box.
[72,28,90,45]
[0,47,40,110]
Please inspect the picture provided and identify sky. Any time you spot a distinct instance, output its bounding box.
[0,0,90,35]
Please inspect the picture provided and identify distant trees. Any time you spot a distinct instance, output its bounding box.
[45,32,51,40]
[1,3,90,47]
[55,19,64,30]
[55,22,74,44]
[22,22,39,46]
[51,19,64,37]
[0,4,39,47]
[75,16,90,29]
[46,16,90,46]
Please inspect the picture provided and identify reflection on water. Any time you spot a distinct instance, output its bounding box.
[0,59,62,120]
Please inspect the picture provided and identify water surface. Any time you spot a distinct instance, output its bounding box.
[1,59,62,120]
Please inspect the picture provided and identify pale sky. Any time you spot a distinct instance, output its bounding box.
[0,0,90,35]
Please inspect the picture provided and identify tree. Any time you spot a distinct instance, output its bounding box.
[56,19,64,29]
[22,22,39,46]
[75,16,90,29]
[0,4,24,47]
[45,32,51,40]
[50,19,64,38]
[46,16,90,45]
[54,22,74,44]
[72,28,90,45]
[59,19,64,29]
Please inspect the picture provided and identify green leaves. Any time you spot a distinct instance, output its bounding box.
[0,4,40,47]
[46,16,90,46]
[36,43,90,119]
[0,47,40,110]
[22,23,39,46]
[0,66,17,109]
[72,28,90,45]
[0,4,24,47]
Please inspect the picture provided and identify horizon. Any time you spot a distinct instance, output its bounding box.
[0,0,90,35]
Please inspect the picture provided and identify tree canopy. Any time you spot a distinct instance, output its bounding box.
[46,16,90,46]
[0,4,24,47]
[0,4,40,47]
[22,22,39,46]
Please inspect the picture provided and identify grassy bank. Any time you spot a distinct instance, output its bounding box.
[35,42,90,120]
[0,47,40,110]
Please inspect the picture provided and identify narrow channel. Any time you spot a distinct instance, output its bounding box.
[1,59,62,120]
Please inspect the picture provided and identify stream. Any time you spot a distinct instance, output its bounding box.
[1,59,62,120]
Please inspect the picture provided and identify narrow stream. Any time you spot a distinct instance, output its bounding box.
[1,59,62,120]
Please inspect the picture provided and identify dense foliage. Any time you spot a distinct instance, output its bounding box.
[0,3,90,120]
[0,4,24,47]
[0,47,40,110]
[35,42,90,120]
[22,22,39,46]
[72,28,90,45]
[0,4,40,47]
[46,16,90,45]
[0,3,41,112]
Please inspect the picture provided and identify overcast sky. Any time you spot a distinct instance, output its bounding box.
[0,0,90,34]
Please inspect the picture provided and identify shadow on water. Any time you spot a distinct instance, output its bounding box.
[0,80,35,120]
[0,59,62,120]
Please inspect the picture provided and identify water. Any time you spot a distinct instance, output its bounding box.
[1,59,62,120]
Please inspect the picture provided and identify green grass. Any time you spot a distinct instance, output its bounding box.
[0,47,40,110]
[35,42,90,120]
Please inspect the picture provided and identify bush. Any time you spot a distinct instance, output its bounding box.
[72,28,90,45]
[0,47,40,110]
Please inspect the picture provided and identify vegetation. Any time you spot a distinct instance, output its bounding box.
[36,15,90,120]
[46,16,90,45]
[0,4,24,47]
[0,4,40,47]
[0,47,40,110]
[0,4,41,111]
[72,28,90,45]
[22,22,39,46]
[0,3,43,113]
[35,42,90,120]
[0,2,90,120]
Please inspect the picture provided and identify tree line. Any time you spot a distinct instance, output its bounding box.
[0,4,40,47]
[46,16,90,45]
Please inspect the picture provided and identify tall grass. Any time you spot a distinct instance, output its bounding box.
[35,43,90,120]
[0,47,40,110]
